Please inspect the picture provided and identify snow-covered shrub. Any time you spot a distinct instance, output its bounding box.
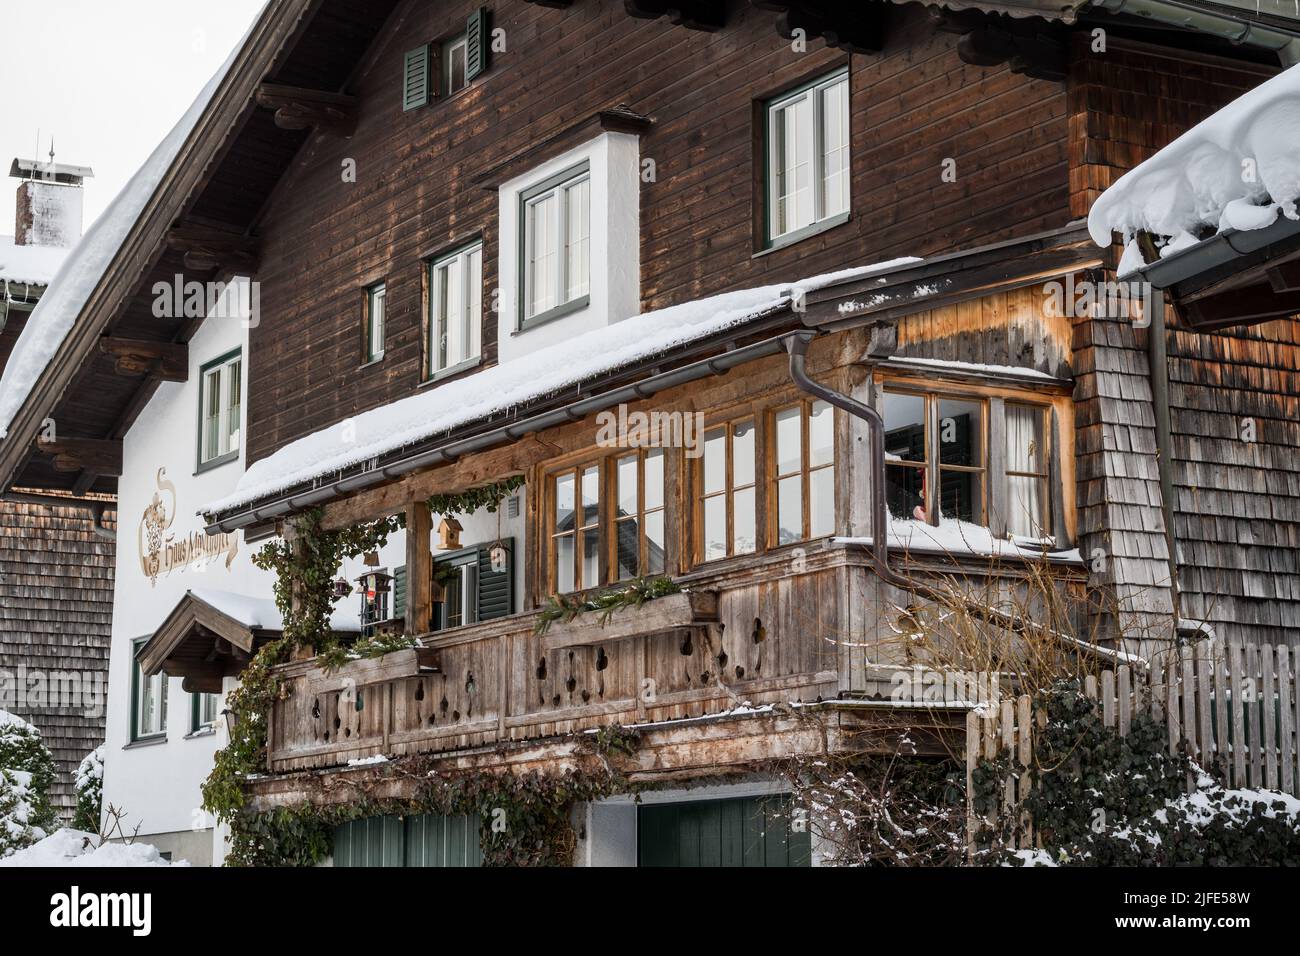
[0,827,186,867]
[0,711,58,854]
[73,745,105,833]
[976,682,1300,866]
[0,770,48,857]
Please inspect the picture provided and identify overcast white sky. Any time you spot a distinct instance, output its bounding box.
[0,0,266,235]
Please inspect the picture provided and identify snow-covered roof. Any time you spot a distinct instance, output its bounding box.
[188,587,361,633]
[0,51,238,440]
[200,258,919,517]
[1088,63,1300,261]
[0,237,69,287]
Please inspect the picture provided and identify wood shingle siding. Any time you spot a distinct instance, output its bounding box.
[0,499,114,819]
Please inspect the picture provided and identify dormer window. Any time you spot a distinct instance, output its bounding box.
[521,163,591,327]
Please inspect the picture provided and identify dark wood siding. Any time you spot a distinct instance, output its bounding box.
[246,1,1072,466]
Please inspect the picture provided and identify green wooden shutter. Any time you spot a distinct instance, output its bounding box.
[476,538,513,621]
[403,44,430,111]
[393,565,407,620]
[637,796,811,867]
[465,8,487,81]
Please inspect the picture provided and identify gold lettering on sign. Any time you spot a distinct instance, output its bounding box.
[138,467,238,585]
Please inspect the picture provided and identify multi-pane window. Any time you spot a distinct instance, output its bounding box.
[522,164,590,325]
[614,449,666,579]
[884,390,986,525]
[698,419,757,562]
[439,556,479,629]
[766,69,850,245]
[430,242,483,375]
[191,692,218,733]
[1006,404,1050,538]
[364,282,386,363]
[199,350,241,468]
[772,401,835,545]
[547,453,667,594]
[132,639,166,740]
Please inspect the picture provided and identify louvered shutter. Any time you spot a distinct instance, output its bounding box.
[476,538,513,620]
[465,8,487,82]
[403,45,430,111]
[392,565,407,619]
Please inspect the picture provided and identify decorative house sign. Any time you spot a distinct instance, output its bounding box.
[138,468,238,585]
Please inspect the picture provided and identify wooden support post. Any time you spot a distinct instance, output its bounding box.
[406,501,434,637]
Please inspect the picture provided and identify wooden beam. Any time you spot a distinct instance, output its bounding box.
[754,0,888,54]
[319,437,556,531]
[1265,260,1300,293]
[624,0,726,31]
[405,502,434,637]
[255,82,358,135]
[165,223,260,275]
[1184,284,1300,328]
[98,336,188,382]
[36,437,123,476]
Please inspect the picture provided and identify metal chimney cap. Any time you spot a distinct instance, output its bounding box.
[9,158,94,185]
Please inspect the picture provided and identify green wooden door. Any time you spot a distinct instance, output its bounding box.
[637,796,812,867]
[334,814,482,867]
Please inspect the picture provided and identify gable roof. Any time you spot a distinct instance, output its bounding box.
[0,0,401,498]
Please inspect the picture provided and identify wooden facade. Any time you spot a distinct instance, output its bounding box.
[1,0,1297,842]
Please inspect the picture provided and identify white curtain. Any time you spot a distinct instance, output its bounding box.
[1006,405,1045,538]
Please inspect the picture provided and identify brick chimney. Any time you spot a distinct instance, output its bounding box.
[10,157,93,248]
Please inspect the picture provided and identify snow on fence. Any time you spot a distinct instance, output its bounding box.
[966,642,1300,849]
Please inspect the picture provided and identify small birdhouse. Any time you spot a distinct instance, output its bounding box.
[332,577,351,599]
[489,543,509,573]
[437,516,463,550]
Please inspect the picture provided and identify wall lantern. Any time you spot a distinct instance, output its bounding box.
[437,517,463,551]
[222,707,238,739]
[332,577,352,599]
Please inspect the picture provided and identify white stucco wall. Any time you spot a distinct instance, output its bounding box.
[102,305,269,865]
[496,131,642,364]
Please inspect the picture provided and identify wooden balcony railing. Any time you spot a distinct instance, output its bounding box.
[266,557,847,773]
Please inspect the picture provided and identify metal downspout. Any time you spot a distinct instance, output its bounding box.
[1144,291,1182,626]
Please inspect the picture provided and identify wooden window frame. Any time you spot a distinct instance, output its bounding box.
[131,637,167,743]
[362,281,386,366]
[426,240,484,381]
[1004,401,1053,540]
[195,348,242,473]
[518,161,592,330]
[882,387,988,528]
[612,448,668,582]
[443,32,470,96]
[694,416,759,564]
[761,67,851,251]
[542,447,670,597]
[768,399,836,548]
[879,380,1060,541]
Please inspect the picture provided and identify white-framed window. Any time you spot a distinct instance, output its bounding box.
[765,69,850,246]
[132,638,167,741]
[444,33,469,94]
[429,241,483,377]
[521,162,591,327]
[198,350,241,469]
[191,692,219,733]
[364,282,386,363]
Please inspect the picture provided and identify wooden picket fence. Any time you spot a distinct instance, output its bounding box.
[965,641,1300,849]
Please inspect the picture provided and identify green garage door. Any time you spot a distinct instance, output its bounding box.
[637,795,811,867]
[333,813,482,867]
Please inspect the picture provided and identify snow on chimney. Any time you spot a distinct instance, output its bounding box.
[10,156,94,248]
